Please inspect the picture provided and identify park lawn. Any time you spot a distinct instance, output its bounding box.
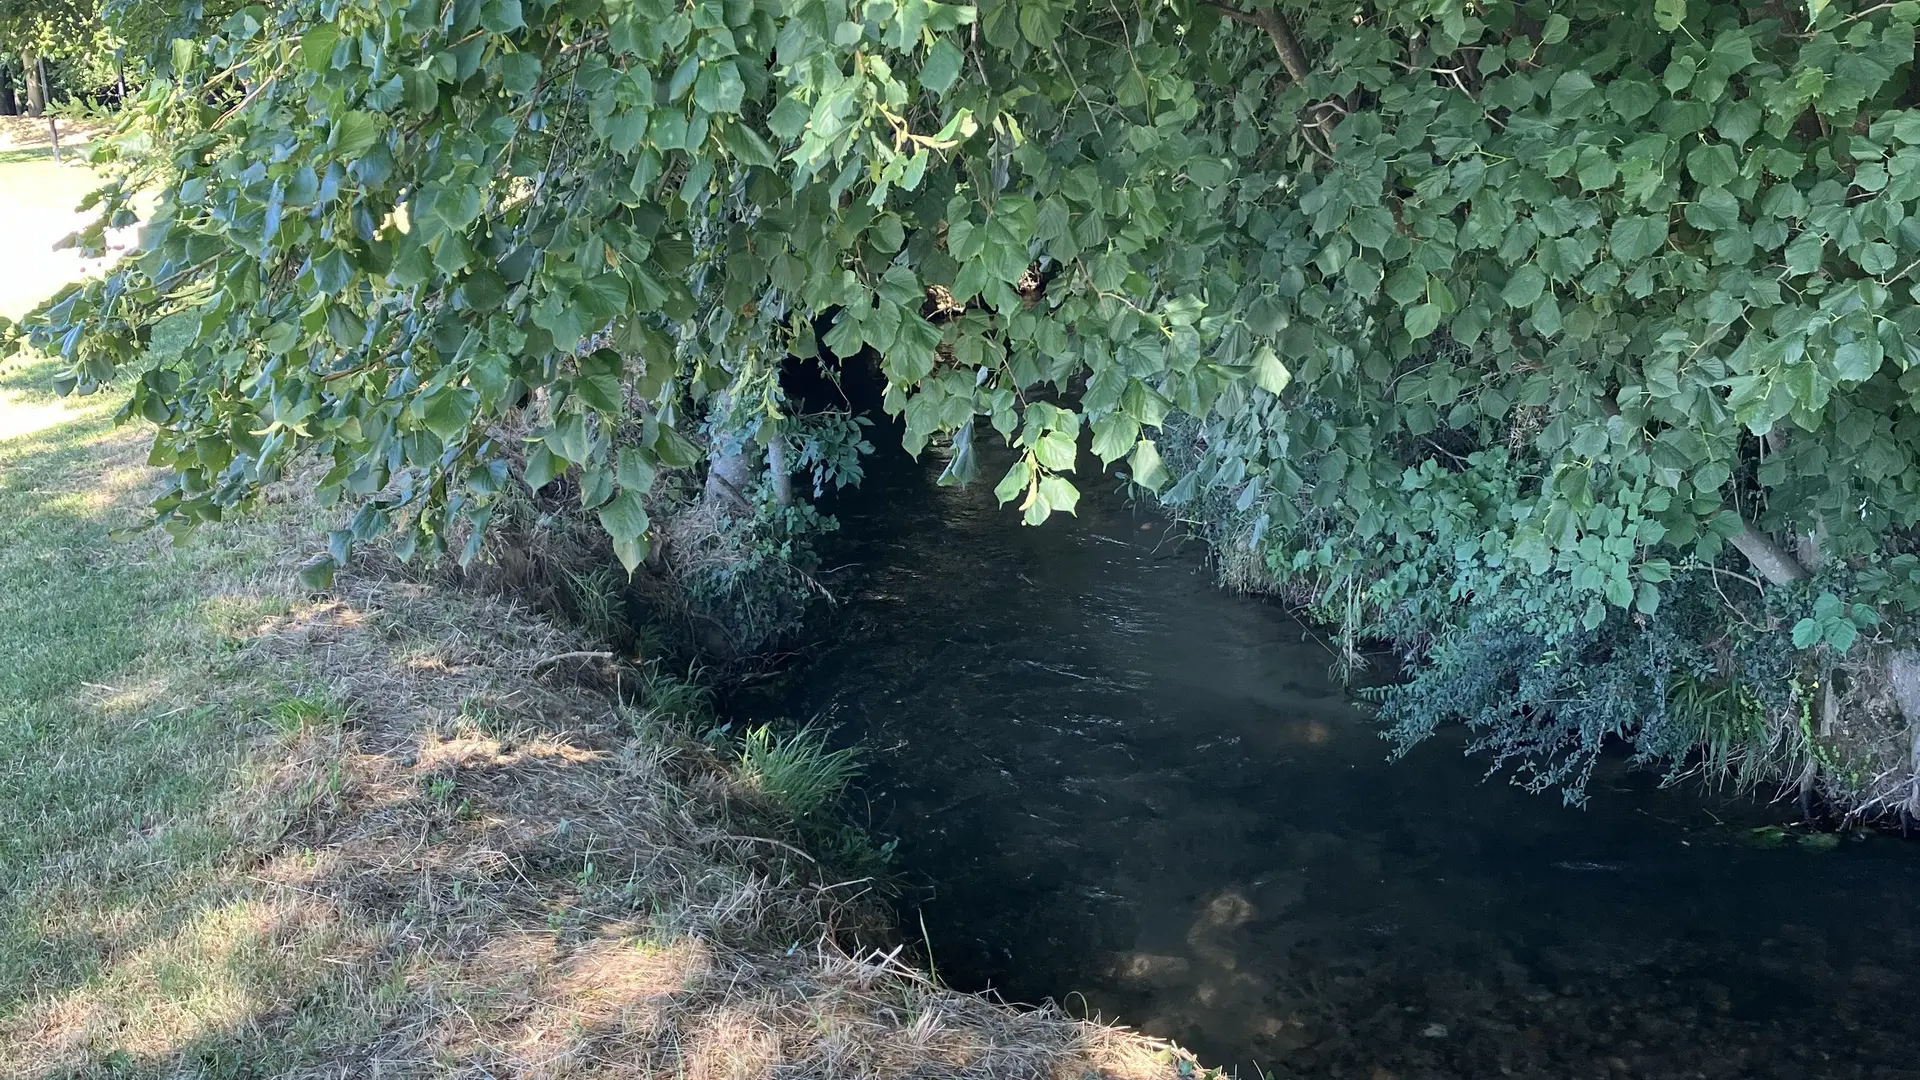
[0,354,362,1071]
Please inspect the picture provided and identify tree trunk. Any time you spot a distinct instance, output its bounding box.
[766,434,792,508]
[0,64,16,116]
[22,50,43,117]
[701,393,761,514]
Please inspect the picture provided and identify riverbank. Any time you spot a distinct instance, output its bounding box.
[0,349,1203,1076]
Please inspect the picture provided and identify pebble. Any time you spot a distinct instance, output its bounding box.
[1421,1023,1448,1038]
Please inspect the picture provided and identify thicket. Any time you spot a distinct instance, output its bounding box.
[16,0,1920,815]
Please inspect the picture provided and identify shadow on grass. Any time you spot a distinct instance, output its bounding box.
[0,146,55,166]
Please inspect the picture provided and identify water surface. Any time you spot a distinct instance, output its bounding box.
[766,442,1920,1079]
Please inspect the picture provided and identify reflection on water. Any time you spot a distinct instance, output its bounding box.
[760,442,1920,1078]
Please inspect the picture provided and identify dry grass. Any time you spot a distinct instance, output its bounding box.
[0,356,1203,1079]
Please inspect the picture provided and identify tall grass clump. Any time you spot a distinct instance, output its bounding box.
[736,723,860,821]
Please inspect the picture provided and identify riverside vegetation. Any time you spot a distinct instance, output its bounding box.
[13,0,1920,1068]
[19,0,1920,820]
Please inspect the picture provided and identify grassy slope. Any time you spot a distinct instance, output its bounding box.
[0,156,1193,1079]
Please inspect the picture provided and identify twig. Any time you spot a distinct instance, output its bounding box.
[531,650,614,670]
[704,833,816,862]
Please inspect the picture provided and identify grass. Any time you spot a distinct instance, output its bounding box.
[736,723,862,820]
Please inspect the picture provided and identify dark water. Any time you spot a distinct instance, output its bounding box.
[763,441,1920,1079]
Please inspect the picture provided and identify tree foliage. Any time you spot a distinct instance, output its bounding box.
[19,0,1920,765]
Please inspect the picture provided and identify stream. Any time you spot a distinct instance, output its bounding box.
[756,437,1920,1079]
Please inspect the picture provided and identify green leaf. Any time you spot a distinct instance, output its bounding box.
[1501,265,1547,308]
[1129,439,1170,492]
[1655,0,1688,31]
[300,25,341,72]
[1404,303,1442,339]
[481,0,524,33]
[653,426,703,468]
[1541,13,1570,43]
[1037,475,1080,517]
[421,387,475,443]
[331,111,385,160]
[1610,215,1668,263]
[1635,580,1662,615]
[921,40,964,95]
[1686,143,1740,187]
[1792,617,1823,648]
[1682,187,1741,232]
[1251,344,1292,395]
[1827,618,1859,653]
[1784,232,1825,274]
[148,311,201,359]
[994,458,1033,505]
[525,445,560,491]
[1090,414,1141,463]
[297,556,337,591]
[598,490,652,573]
[693,62,745,114]
[1034,429,1077,471]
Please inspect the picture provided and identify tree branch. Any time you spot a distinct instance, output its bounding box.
[1729,520,1810,586]
[1203,3,1311,85]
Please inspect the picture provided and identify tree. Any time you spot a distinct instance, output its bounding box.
[20,0,1920,809]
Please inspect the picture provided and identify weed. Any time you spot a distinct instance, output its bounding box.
[267,692,345,735]
[564,567,630,646]
[624,660,714,741]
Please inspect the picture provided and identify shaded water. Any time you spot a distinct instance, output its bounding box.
[762,441,1920,1078]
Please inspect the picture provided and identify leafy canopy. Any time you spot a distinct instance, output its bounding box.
[20,0,1920,636]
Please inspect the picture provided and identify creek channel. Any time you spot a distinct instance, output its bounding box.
[742,433,1920,1079]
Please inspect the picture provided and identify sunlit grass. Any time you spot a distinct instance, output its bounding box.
[0,151,107,321]
[0,359,340,1070]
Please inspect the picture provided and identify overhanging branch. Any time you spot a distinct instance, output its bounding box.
[1203,3,1311,85]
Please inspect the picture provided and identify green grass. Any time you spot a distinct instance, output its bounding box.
[0,358,337,1066]
[0,151,107,320]
[735,722,861,820]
